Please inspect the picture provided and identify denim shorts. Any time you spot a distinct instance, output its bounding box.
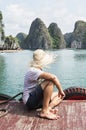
[26,84,43,110]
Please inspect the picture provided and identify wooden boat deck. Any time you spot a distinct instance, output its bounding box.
[0,100,86,130]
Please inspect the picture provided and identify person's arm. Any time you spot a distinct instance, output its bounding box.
[39,72,65,98]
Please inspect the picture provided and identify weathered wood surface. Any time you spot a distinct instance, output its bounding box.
[0,100,86,130]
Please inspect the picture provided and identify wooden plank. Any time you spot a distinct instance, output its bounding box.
[0,100,86,130]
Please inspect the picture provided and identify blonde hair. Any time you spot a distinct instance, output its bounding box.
[30,49,54,68]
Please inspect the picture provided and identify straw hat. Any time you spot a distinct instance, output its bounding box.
[30,49,54,68]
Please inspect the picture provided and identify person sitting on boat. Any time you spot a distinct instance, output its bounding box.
[23,49,65,120]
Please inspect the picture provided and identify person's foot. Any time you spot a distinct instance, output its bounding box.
[49,108,58,114]
[38,110,60,120]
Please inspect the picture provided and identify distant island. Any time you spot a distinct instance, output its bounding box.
[0,11,86,50]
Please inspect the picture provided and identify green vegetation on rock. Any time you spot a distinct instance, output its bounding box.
[48,23,66,49]
[65,20,86,49]
[0,11,5,43]
[23,18,52,50]
[4,35,20,50]
[16,33,27,48]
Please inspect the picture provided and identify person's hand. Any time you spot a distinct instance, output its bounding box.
[58,90,65,99]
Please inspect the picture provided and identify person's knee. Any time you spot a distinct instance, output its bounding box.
[41,80,54,90]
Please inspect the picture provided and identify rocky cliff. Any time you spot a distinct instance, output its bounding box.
[48,23,66,49]
[64,20,86,49]
[3,35,20,50]
[16,33,27,48]
[1,9,86,50]
[64,33,73,48]
[0,11,5,49]
[23,18,52,50]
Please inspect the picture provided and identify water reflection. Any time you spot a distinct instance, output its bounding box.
[0,55,6,90]
[0,51,33,95]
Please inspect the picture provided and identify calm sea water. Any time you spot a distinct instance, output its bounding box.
[0,49,86,96]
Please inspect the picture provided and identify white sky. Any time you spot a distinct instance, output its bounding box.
[0,0,86,36]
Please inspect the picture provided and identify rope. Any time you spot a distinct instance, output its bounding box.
[0,109,8,118]
[0,92,23,118]
[0,92,23,105]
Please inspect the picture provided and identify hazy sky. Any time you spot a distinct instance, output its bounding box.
[0,0,86,36]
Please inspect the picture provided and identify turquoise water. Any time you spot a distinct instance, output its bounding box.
[0,49,86,96]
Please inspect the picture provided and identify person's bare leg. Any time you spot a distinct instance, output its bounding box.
[49,92,63,109]
[39,81,58,120]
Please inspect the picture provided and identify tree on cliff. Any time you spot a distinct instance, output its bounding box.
[0,11,5,43]
[4,35,19,49]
